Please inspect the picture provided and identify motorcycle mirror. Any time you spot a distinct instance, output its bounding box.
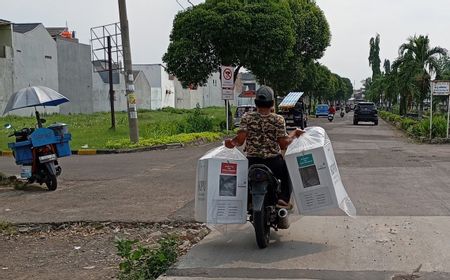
[4,123,12,129]
[40,118,47,124]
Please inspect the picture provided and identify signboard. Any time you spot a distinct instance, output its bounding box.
[222,88,234,100]
[221,66,235,89]
[432,81,450,96]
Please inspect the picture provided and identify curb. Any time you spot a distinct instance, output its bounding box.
[1,150,13,157]
[0,143,184,157]
[70,143,184,155]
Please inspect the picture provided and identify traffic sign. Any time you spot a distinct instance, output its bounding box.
[222,87,234,100]
[432,81,450,96]
[221,66,235,89]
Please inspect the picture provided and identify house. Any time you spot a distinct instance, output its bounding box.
[0,20,59,115]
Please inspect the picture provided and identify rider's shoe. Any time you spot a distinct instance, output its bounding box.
[276,199,293,210]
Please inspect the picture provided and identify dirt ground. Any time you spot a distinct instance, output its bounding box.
[0,221,209,280]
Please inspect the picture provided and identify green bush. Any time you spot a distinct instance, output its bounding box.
[105,132,222,149]
[400,118,418,131]
[176,107,214,133]
[116,236,178,280]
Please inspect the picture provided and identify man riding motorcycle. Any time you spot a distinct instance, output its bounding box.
[224,86,304,207]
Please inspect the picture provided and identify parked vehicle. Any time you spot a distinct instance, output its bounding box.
[6,123,72,191]
[353,102,378,125]
[248,164,290,249]
[234,105,257,127]
[328,113,334,122]
[340,109,345,118]
[3,86,72,191]
[315,104,329,118]
[278,92,307,129]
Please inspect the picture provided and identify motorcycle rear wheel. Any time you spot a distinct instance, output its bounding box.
[253,205,270,249]
[45,174,57,191]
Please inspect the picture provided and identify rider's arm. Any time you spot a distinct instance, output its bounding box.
[225,130,247,148]
[278,129,304,150]
[225,114,249,149]
[274,115,304,150]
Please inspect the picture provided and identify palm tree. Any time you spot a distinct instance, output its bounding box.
[392,35,447,118]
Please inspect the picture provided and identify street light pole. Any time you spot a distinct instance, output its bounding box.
[118,0,139,143]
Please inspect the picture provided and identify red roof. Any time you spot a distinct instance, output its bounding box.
[239,90,256,98]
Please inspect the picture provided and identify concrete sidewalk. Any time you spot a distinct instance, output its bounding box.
[160,216,450,280]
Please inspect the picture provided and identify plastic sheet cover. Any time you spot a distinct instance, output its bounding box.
[200,145,248,161]
[286,126,331,155]
[285,126,356,217]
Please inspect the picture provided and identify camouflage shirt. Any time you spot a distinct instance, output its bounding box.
[239,112,288,158]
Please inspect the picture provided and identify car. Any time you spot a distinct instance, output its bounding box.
[234,105,256,127]
[353,102,378,125]
[315,104,329,118]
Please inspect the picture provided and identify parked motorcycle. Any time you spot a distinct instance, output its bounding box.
[6,122,71,191]
[328,113,334,122]
[248,164,290,249]
[3,86,72,191]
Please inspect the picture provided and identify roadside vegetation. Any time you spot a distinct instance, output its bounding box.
[116,236,179,280]
[365,33,449,120]
[164,0,353,108]
[0,107,227,150]
[379,111,448,139]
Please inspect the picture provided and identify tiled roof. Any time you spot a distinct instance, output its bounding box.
[13,23,40,33]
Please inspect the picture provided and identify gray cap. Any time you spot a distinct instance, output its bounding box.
[255,86,274,102]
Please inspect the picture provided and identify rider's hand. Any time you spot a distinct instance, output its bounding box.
[294,128,305,138]
[224,139,235,149]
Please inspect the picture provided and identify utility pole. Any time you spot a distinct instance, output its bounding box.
[118,0,139,143]
[107,36,116,130]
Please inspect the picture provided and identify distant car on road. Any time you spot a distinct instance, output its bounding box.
[315,104,329,118]
[234,105,256,127]
[353,102,378,125]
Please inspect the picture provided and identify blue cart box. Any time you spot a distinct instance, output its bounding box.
[8,140,33,165]
[55,134,72,157]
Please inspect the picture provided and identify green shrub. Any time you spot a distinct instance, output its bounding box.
[176,107,213,133]
[400,118,418,131]
[405,117,447,138]
[105,132,222,149]
[116,236,178,280]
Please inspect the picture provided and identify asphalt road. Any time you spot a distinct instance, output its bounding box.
[1,112,450,279]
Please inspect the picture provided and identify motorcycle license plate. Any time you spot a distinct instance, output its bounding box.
[39,154,57,163]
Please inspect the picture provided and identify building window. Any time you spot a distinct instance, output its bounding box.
[45,55,52,59]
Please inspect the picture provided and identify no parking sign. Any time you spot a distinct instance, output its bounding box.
[221,66,235,100]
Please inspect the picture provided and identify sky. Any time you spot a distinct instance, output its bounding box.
[1,0,450,88]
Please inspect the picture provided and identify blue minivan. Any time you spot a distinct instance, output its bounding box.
[315,104,329,118]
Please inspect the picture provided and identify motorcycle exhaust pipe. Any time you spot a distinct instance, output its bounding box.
[277,208,290,229]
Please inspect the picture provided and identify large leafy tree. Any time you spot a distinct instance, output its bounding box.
[163,0,330,94]
[369,34,382,79]
[392,35,447,117]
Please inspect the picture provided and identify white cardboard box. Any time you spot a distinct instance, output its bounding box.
[195,146,248,224]
[285,127,356,216]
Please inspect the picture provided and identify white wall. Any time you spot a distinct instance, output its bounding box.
[10,24,59,116]
[92,71,128,112]
[56,38,93,114]
[0,46,13,114]
[134,72,151,110]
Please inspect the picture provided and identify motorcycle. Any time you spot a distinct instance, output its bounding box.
[340,110,345,118]
[328,113,334,122]
[3,86,72,191]
[248,164,290,249]
[6,121,71,191]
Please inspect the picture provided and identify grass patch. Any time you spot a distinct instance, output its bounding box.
[0,107,227,150]
[0,221,16,235]
[116,235,178,280]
